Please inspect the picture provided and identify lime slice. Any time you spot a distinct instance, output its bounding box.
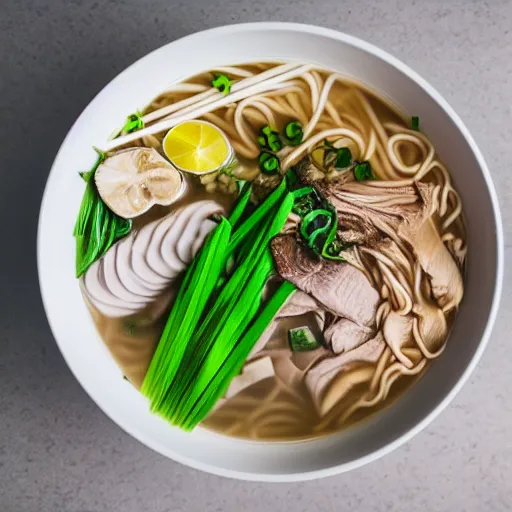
[163,121,231,174]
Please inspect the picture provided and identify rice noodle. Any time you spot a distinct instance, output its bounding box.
[281,128,366,170]
[105,64,312,150]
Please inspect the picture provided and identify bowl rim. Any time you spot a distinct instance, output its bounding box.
[37,22,504,482]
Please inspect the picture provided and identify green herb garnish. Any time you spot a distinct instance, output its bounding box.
[354,161,374,181]
[109,111,144,140]
[288,327,320,352]
[258,151,280,174]
[258,125,283,152]
[212,74,232,95]
[322,140,352,170]
[122,111,144,134]
[300,209,333,247]
[290,185,347,262]
[412,116,420,131]
[283,121,303,146]
[73,149,132,277]
[333,147,352,169]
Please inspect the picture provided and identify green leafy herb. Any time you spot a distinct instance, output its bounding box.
[354,161,374,181]
[122,111,144,134]
[412,116,420,131]
[322,140,353,170]
[73,149,132,277]
[258,151,280,174]
[212,74,232,95]
[283,121,303,146]
[109,112,145,140]
[229,181,252,227]
[333,147,352,169]
[288,327,320,352]
[258,125,283,152]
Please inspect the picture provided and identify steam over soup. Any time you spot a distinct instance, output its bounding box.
[74,62,466,441]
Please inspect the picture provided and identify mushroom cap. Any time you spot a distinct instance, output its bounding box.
[95,147,184,219]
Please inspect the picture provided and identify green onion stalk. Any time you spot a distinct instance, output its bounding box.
[141,178,300,430]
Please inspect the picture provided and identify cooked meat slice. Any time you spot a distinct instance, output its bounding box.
[224,357,275,400]
[294,156,356,186]
[382,311,414,368]
[253,173,282,201]
[400,217,463,312]
[271,235,380,326]
[324,318,375,354]
[317,177,463,312]
[249,290,325,358]
[305,332,386,409]
[311,177,424,250]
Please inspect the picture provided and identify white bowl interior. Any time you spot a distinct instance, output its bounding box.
[38,23,502,481]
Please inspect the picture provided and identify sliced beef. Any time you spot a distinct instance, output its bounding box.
[248,290,325,358]
[294,156,356,186]
[324,318,375,354]
[224,356,275,400]
[271,235,380,326]
[318,181,423,247]
[400,217,463,312]
[318,177,464,312]
[305,332,386,409]
[382,311,414,367]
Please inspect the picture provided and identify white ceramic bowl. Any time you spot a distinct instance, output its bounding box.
[38,23,503,482]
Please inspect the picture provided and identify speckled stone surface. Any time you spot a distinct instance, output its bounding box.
[1,1,511,510]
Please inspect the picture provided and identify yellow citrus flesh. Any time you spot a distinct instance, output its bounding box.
[163,121,230,173]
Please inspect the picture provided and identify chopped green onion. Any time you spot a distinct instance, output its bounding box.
[228,181,252,227]
[109,113,144,140]
[291,186,348,262]
[184,280,296,428]
[300,209,333,248]
[322,142,352,170]
[212,74,232,95]
[122,111,144,134]
[288,327,320,352]
[259,151,280,174]
[334,147,352,169]
[412,116,420,131]
[354,161,374,181]
[141,181,298,430]
[283,121,303,146]
[258,125,283,152]
[293,195,314,217]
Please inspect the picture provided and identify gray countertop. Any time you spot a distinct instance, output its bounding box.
[1,1,511,511]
